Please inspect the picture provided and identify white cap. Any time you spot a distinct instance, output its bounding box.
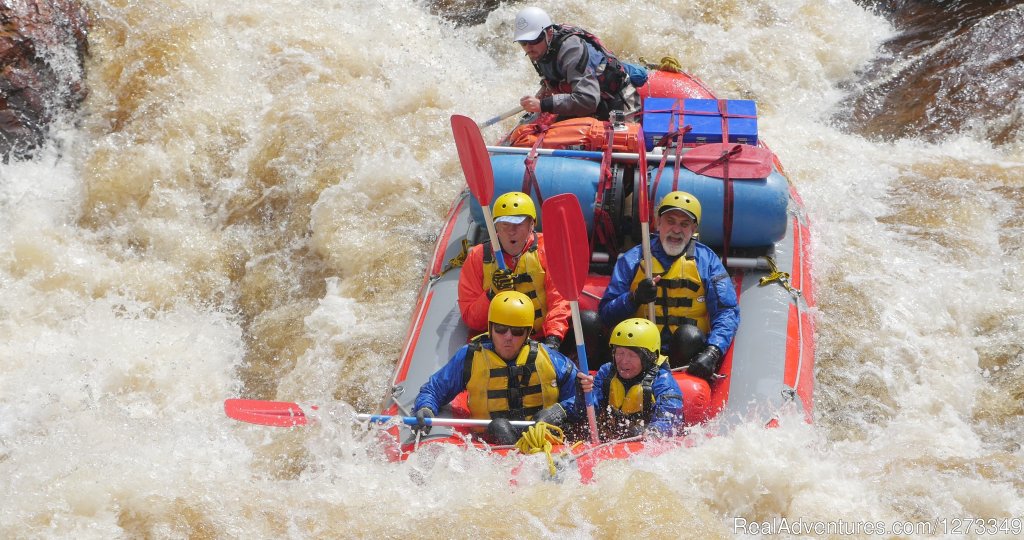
[494,214,529,225]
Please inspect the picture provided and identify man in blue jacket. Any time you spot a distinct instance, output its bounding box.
[414,291,582,444]
[599,191,739,382]
[578,318,684,438]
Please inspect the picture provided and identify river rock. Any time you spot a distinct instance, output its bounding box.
[1,0,88,160]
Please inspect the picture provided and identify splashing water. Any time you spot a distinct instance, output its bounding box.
[2,0,1023,537]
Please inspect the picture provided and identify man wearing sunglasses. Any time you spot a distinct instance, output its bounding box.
[457,191,569,351]
[513,6,640,121]
[414,291,585,445]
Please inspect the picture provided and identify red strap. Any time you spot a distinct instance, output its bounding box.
[591,121,618,258]
[651,148,668,207]
[521,117,556,205]
[721,152,734,267]
[670,136,684,191]
[717,99,730,145]
[650,124,691,209]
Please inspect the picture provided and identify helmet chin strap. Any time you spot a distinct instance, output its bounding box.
[538,28,556,61]
[639,349,659,372]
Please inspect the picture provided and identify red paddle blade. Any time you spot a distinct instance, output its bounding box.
[682,143,774,179]
[541,194,590,301]
[224,398,309,427]
[451,114,495,205]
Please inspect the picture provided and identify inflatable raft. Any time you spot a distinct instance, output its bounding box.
[376,70,815,480]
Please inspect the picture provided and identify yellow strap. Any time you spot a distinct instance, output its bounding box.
[514,422,574,478]
[758,256,801,296]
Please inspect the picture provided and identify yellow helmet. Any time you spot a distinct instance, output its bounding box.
[489,291,535,328]
[657,191,701,225]
[609,318,661,354]
[493,192,537,225]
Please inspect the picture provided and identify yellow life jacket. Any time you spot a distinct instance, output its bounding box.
[630,242,709,335]
[464,337,561,422]
[482,238,547,334]
[605,354,667,418]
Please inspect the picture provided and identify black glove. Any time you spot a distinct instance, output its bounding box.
[490,269,514,292]
[687,345,722,381]
[632,278,658,305]
[487,417,518,445]
[543,335,562,350]
[532,404,567,427]
[623,422,645,438]
[414,407,434,435]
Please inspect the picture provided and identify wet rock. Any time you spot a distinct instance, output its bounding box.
[838,0,1024,145]
[427,0,501,26]
[1,0,88,160]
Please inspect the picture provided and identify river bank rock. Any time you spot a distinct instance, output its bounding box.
[1,0,88,160]
[840,0,1024,145]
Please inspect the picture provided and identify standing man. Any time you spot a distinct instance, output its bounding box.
[599,191,740,383]
[513,6,641,121]
[415,291,581,444]
[458,191,569,349]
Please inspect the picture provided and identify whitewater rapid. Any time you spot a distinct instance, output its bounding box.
[2,0,1023,537]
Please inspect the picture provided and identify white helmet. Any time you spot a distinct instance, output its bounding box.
[513,7,552,42]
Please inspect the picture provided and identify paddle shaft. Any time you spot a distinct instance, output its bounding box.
[224,399,535,428]
[479,106,524,128]
[540,194,601,445]
[570,300,601,445]
[640,222,656,322]
[481,206,507,271]
[357,414,534,428]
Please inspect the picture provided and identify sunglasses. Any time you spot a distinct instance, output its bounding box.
[517,33,546,46]
[491,323,530,337]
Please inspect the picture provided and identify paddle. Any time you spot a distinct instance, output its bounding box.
[451,114,507,271]
[224,398,311,427]
[540,194,600,445]
[636,127,657,322]
[224,399,535,428]
[478,106,524,128]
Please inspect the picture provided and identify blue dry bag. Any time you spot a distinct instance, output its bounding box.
[622,62,649,88]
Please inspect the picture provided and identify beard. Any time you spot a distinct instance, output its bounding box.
[662,236,689,257]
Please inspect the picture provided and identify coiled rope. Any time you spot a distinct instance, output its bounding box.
[639,55,684,73]
[514,422,580,477]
